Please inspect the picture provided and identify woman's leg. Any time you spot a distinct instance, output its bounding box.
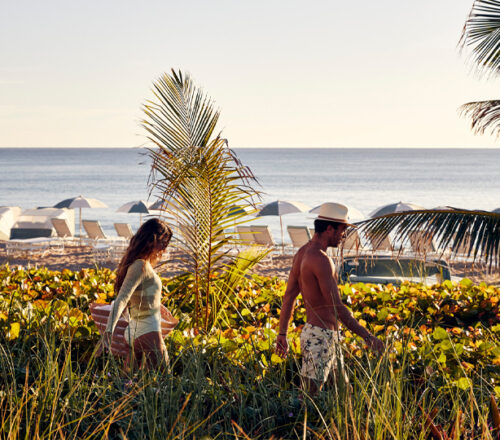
[132,331,168,370]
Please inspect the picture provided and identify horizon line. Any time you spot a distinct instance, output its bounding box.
[0,145,498,149]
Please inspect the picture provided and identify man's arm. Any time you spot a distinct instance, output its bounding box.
[314,254,383,353]
[275,255,301,358]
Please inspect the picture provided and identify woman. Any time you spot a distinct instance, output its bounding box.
[104,218,173,369]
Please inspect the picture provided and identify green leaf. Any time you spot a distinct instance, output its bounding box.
[377,308,389,321]
[432,327,448,340]
[459,278,473,288]
[456,377,471,390]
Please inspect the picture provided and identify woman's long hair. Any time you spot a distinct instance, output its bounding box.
[115,218,173,294]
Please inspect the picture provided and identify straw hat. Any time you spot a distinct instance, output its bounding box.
[314,202,357,227]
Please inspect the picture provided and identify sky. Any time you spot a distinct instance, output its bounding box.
[1,0,499,149]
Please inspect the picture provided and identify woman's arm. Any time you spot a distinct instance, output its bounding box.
[105,260,144,335]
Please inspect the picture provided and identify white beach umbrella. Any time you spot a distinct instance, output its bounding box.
[309,203,365,222]
[117,200,155,225]
[431,206,457,211]
[369,201,425,218]
[257,200,310,250]
[54,195,108,238]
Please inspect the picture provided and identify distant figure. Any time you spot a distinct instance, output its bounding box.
[103,218,173,370]
[276,203,383,394]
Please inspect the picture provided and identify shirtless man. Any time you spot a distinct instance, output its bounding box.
[275,203,383,394]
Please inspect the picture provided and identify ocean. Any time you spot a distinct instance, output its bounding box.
[1,148,499,242]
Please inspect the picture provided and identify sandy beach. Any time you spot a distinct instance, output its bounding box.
[1,242,498,285]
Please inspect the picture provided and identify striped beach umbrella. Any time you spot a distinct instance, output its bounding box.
[117,200,155,225]
[257,200,310,251]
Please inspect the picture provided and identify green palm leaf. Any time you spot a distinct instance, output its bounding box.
[142,70,264,329]
[357,209,500,269]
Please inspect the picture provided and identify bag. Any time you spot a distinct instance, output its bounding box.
[90,302,179,357]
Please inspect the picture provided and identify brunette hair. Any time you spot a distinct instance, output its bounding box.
[114,218,173,294]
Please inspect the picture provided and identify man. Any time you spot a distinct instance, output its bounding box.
[275,203,383,394]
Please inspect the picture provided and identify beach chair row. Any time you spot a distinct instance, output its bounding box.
[51,218,134,242]
[233,224,474,260]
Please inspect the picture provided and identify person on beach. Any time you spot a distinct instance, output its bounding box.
[275,203,384,394]
[103,218,173,370]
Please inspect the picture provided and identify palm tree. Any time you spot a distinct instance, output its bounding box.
[359,1,500,270]
[143,70,267,330]
[460,0,500,135]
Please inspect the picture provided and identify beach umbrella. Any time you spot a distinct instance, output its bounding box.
[310,203,365,222]
[117,200,155,225]
[150,198,184,213]
[226,204,257,217]
[257,200,310,250]
[369,201,425,218]
[54,195,108,238]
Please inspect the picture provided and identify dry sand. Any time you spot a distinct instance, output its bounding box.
[0,242,498,285]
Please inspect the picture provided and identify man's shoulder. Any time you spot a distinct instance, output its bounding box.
[300,245,332,269]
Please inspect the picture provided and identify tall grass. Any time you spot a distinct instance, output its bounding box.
[0,324,497,439]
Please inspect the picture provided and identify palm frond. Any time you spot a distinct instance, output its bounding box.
[142,70,263,329]
[357,209,500,269]
[460,100,500,137]
[460,0,500,76]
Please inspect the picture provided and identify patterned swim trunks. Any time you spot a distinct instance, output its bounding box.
[300,323,346,385]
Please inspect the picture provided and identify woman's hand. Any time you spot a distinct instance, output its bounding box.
[97,331,112,356]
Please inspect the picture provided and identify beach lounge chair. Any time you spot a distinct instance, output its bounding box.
[287,226,311,249]
[408,230,436,256]
[252,225,277,248]
[114,223,134,240]
[83,220,124,246]
[342,229,362,255]
[92,240,129,264]
[83,220,107,240]
[92,243,111,263]
[50,218,78,248]
[236,226,257,246]
[52,217,73,238]
[366,231,393,253]
[5,237,51,259]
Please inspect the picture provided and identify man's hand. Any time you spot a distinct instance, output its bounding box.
[365,334,384,354]
[275,334,289,358]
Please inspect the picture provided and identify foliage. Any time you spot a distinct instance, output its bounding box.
[460,0,500,137]
[356,208,500,269]
[460,99,500,138]
[142,69,264,330]
[460,0,500,77]
[0,264,498,389]
[1,263,499,437]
